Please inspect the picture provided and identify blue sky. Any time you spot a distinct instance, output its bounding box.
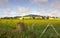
[0,0,60,17]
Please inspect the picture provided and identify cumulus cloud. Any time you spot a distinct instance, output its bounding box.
[0,12,7,17]
[29,0,60,9]
[0,0,8,8]
[32,0,60,17]
[36,8,60,17]
[6,8,12,13]
[29,0,48,7]
[0,0,60,17]
[4,0,60,9]
[32,0,48,3]
[50,0,60,9]
[0,0,8,3]
[46,9,60,17]
[17,7,30,14]
[3,7,13,17]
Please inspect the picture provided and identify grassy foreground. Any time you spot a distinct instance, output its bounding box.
[0,19,60,38]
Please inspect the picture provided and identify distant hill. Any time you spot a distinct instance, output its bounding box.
[23,14,42,17]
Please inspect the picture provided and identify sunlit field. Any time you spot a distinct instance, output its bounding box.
[0,19,60,38]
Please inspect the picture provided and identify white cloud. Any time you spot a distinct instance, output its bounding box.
[0,0,60,17]
[0,0,8,8]
[0,8,13,17]
[6,8,12,13]
[47,9,60,17]
[6,8,13,16]
[17,7,31,15]
[29,0,48,7]
[0,0,8,3]
[50,0,60,9]
[32,0,48,3]
[0,12,7,18]
[30,0,60,17]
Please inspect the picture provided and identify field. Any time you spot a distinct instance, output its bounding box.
[0,19,60,38]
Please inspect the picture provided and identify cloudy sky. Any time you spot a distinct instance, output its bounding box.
[0,0,60,17]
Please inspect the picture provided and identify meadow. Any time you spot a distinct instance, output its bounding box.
[0,19,60,38]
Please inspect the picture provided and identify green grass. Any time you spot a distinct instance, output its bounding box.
[0,19,60,38]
